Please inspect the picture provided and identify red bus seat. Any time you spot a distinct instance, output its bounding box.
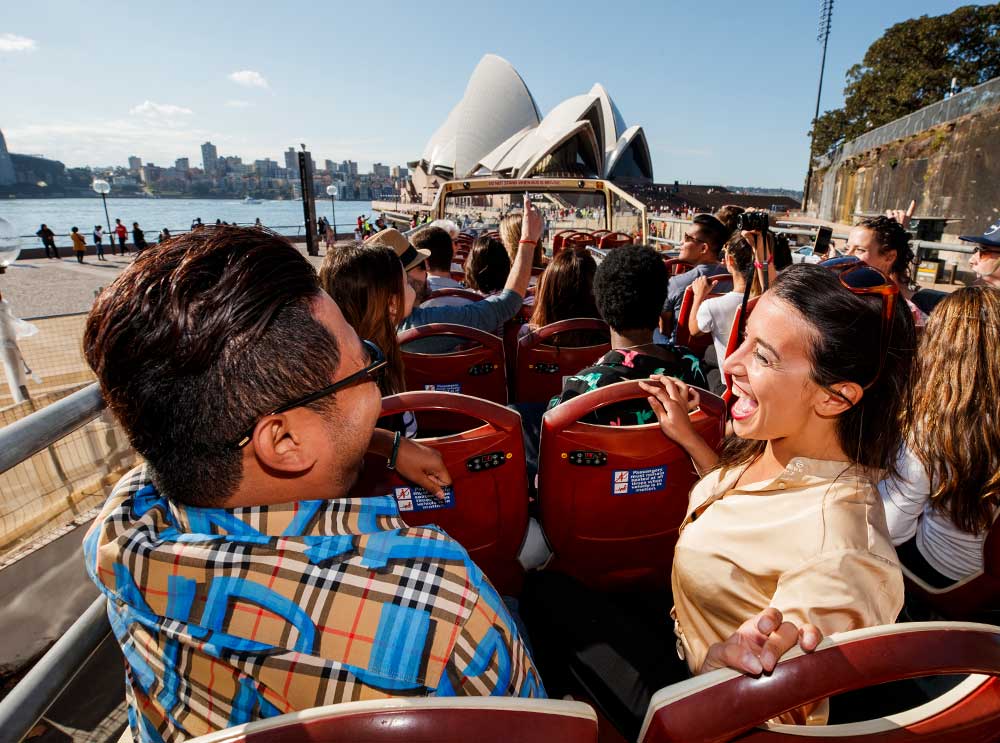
[538,380,726,590]
[565,233,597,250]
[597,232,632,249]
[903,516,1000,623]
[514,318,611,405]
[591,229,612,242]
[674,276,734,356]
[352,391,529,596]
[399,324,508,405]
[186,698,599,743]
[663,258,693,276]
[425,288,483,303]
[552,230,583,255]
[639,622,1000,743]
[722,296,759,405]
[450,270,467,283]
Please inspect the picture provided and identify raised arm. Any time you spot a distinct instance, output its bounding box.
[638,375,719,474]
[504,198,543,298]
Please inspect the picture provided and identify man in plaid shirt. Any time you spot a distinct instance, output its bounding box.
[82,227,542,742]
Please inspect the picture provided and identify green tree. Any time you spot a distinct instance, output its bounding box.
[810,3,1000,158]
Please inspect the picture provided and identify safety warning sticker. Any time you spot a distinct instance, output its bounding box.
[611,466,666,496]
[394,485,456,512]
[424,383,462,393]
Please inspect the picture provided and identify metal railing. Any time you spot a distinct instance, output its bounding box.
[0,383,112,742]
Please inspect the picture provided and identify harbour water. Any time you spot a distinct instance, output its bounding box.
[0,197,378,244]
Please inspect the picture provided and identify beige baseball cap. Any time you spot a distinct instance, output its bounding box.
[365,228,430,271]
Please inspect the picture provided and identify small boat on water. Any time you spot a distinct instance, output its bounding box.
[242,196,263,204]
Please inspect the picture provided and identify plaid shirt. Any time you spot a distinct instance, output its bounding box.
[84,465,543,742]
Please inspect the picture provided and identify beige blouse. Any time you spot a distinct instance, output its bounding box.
[671,457,903,721]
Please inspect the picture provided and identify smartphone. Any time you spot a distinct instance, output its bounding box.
[814,226,833,257]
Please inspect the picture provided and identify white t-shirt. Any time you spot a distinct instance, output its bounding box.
[879,445,995,581]
[695,290,745,365]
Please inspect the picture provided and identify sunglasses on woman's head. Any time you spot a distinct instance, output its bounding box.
[821,258,898,391]
[233,339,387,448]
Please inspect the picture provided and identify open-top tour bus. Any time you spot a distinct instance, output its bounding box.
[429,177,648,250]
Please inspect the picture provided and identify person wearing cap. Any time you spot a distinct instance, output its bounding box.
[961,218,1000,289]
[367,202,542,353]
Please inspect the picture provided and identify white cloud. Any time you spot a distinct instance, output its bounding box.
[228,70,268,88]
[0,33,37,52]
[129,100,194,117]
[225,99,251,108]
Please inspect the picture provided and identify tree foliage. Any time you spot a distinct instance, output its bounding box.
[810,3,1000,158]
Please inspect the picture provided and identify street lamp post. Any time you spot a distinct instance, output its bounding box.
[325,184,338,242]
[803,0,834,214]
[92,179,113,238]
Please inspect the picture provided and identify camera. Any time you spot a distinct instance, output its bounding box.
[736,211,769,232]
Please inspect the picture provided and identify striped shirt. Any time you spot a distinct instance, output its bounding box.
[84,465,543,742]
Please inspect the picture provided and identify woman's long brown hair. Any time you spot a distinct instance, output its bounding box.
[906,286,1000,533]
[530,248,599,327]
[500,213,545,267]
[319,245,406,395]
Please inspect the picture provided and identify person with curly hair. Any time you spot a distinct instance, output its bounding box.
[846,215,927,325]
[555,244,706,425]
[879,286,1000,587]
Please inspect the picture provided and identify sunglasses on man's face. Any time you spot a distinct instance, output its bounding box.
[233,339,387,448]
[973,246,1000,257]
[822,259,899,391]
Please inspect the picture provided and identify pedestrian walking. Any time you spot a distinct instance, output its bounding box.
[114,219,128,255]
[132,223,147,253]
[93,225,107,261]
[71,227,87,263]
[159,228,171,243]
[36,224,59,258]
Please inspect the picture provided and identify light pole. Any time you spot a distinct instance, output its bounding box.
[803,0,834,214]
[92,179,113,238]
[325,184,338,242]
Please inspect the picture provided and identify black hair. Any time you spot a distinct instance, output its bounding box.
[412,226,453,271]
[858,215,915,285]
[718,264,914,477]
[692,214,729,255]
[593,244,669,332]
[84,226,340,507]
[465,236,510,294]
[772,232,792,270]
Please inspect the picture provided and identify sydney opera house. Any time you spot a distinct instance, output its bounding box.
[407,55,653,203]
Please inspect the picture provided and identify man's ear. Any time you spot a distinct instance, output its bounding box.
[815,382,863,418]
[249,412,317,474]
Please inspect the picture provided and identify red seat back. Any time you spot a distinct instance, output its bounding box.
[552,230,582,256]
[674,276,734,356]
[399,324,508,405]
[186,698,599,743]
[352,391,528,595]
[449,270,467,283]
[597,232,632,249]
[538,380,725,590]
[425,288,483,303]
[663,258,693,276]
[514,319,611,405]
[903,515,1000,622]
[722,296,759,405]
[639,622,1000,743]
[565,233,597,250]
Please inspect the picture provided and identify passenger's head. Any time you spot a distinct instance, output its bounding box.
[530,248,599,328]
[847,216,915,285]
[908,286,1000,533]
[367,227,431,303]
[71,226,78,233]
[84,226,382,508]
[500,212,544,267]
[970,245,1000,288]
[464,236,510,294]
[678,214,728,264]
[771,232,793,271]
[412,226,454,273]
[320,244,412,395]
[593,244,669,333]
[714,205,745,235]
[428,219,460,239]
[721,264,914,474]
[722,233,762,295]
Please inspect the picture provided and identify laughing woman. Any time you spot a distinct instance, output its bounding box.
[640,262,915,724]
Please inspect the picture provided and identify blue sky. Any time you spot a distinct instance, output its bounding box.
[0,0,986,189]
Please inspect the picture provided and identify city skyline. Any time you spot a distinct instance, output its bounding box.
[1,0,989,189]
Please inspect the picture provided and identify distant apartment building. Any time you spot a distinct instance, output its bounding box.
[139,163,163,184]
[372,162,390,178]
[284,148,297,172]
[391,165,409,179]
[128,155,142,173]
[254,158,279,178]
[201,142,218,174]
[174,157,190,172]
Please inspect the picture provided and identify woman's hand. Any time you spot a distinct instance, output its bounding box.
[521,197,544,244]
[638,375,700,447]
[395,437,452,498]
[700,607,822,675]
[740,228,774,262]
[692,275,711,300]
